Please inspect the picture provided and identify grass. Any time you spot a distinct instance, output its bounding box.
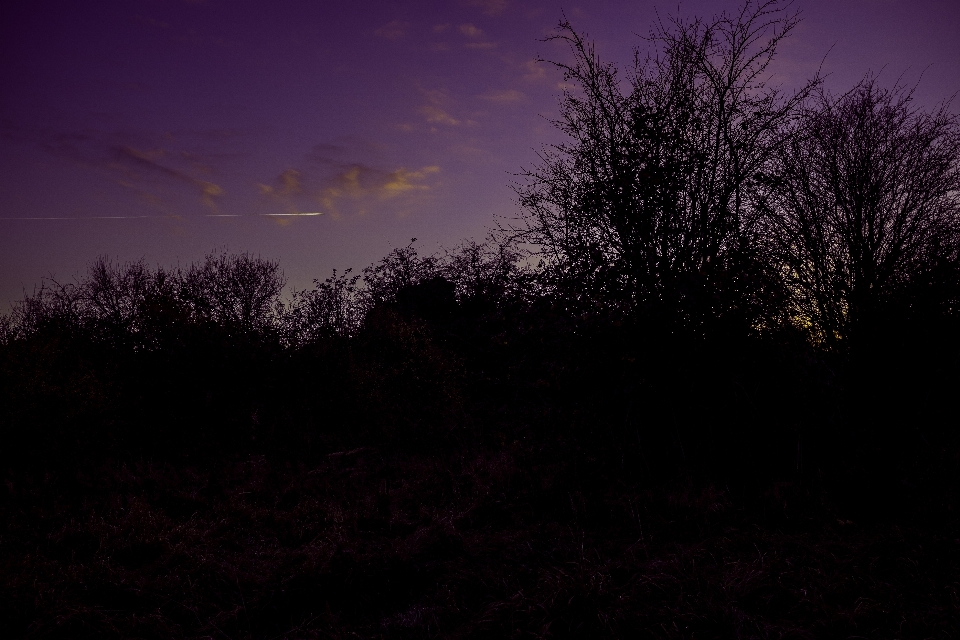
[3,437,958,639]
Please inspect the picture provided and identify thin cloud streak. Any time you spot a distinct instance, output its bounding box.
[2,212,324,220]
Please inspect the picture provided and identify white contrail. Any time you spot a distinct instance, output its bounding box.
[208,212,324,217]
[1,215,163,220]
[1,212,325,220]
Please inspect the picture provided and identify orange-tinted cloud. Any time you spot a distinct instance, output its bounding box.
[458,23,496,49]
[257,168,312,217]
[318,163,440,214]
[419,89,460,126]
[23,125,238,211]
[111,145,224,208]
[420,105,461,125]
[258,168,302,196]
[459,23,484,39]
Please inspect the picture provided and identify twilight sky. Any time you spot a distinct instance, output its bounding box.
[2,0,959,308]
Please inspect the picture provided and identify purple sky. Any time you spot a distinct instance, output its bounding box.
[2,0,959,308]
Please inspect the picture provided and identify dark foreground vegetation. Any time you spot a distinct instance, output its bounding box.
[3,2,960,637]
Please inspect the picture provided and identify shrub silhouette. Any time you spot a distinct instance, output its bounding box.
[760,77,960,358]
[2,3,960,636]
[513,0,817,337]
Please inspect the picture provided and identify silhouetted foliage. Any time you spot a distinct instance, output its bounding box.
[360,239,441,310]
[514,0,817,335]
[286,268,363,344]
[760,77,960,354]
[442,238,533,308]
[178,249,286,333]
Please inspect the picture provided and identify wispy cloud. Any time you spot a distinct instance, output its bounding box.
[2,212,322,221]
[134,15,170,30]
[458,23,497,49]
[420,105,461,125]
[480,89,525,103]
[111,145,224,208]
[256,158,440,219]
[464,0,508,17]
[256,168,315,221]
[257,168,302,196]
[14,125,243,211]
[319,163,440,214]
[132,9,227,48]
[521,59,546,82]
[419,89,461,127]
[308,137,388,165]
[459,23,484,39]
[374,19,408,40]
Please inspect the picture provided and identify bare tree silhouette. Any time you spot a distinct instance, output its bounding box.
[287,269,363,343]
[178,250,286,332]
[514,0,817,331]
[760,77,960,356]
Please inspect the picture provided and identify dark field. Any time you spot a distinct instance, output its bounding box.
[1,255,958,638]
[4,439,959,638]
